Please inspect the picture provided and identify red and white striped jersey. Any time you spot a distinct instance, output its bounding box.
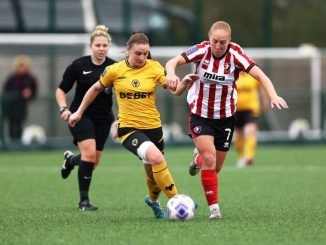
[182,41,256,119]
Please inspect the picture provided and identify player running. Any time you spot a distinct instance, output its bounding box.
[69,32,187,218]
[56,25,116,211]
[165,21,288,219]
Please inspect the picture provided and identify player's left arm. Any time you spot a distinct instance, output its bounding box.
[248,65,288,110]
[259,86,269,113]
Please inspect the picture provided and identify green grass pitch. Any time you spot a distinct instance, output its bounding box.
[0,145,325,245]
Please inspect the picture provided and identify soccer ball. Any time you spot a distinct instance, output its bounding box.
[166,194,196,221]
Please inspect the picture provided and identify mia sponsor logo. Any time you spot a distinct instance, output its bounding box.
[201,71,234,85]
[203,71,225,81]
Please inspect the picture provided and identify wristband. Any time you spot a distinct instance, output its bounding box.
[59,106,69,114]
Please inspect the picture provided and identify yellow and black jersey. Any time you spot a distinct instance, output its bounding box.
[236,72,261,115]
[100,59,166,129]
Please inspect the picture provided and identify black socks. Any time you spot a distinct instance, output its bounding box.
[78,161,94,202]
[70,154,81,166]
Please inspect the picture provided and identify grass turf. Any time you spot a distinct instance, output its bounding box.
[0,145,325,245]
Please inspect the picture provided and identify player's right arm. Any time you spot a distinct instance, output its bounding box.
[56,61,78,121]
[56,88,71,121]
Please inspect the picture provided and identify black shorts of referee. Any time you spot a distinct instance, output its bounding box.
[69,115,115,151]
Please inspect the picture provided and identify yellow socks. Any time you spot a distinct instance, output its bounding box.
[145,176,161,202]
[234,135,244,158]
[244,136,257,160]
[152,161,177,198]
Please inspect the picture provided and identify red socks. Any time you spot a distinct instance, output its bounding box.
[201,169,218,206]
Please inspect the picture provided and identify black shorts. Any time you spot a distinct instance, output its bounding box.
[189,113,235,151]
[69,116,114,151]
[235,110,258,128]
[118,127,164,158]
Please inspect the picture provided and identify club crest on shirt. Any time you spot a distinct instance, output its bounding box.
[224,63,231,71]
[131,79,140,87]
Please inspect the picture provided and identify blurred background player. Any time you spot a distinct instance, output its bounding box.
[1,55,38,141]
[55,25,116,211]
[234,71,269,168]
[68,32,180,219]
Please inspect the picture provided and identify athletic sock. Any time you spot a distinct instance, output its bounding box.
[201,169,218,206]
[145,176,161,202]
[152,161,177,198]
[234,135,245,158]
[70,154,81,166]
[244,136,257,163]
[78,160,94,202]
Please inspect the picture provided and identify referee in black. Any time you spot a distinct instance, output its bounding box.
[55,25,116,211]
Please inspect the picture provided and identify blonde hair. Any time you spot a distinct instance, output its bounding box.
[90,25,112,45]
[13,55,32,72]
[208,21,231,38]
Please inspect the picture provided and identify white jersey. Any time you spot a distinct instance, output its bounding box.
[182,41,255,119]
